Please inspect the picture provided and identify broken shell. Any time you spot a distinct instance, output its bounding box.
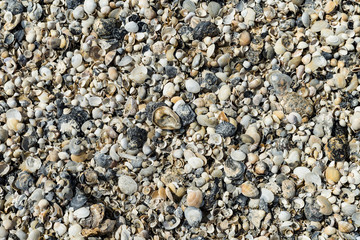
[152,106,182,130]
[186,189,203,208]
[20,156,42,173]
[224,158,246,179]
[241,181,259,198]
[163,215,181,230]
[316,196,333,215]
[0,163,10,177]
[129,66,149,84]
[184,207,202,227]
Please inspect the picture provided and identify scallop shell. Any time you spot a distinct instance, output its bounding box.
[241,181,259,198]
[152,106,182,130]
[326,35,343,46]
[338,221,354,233]
[186,189,203,208]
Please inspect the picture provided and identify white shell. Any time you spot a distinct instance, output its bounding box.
[231,150,246,161]
[129,66,148,84]
[260,188,274,203]
[304,172,322,186]
[326,35,343,46]
[188,157,204,168]
[6,109,22,121]
[24,157,42,173]
[293,167,310,180]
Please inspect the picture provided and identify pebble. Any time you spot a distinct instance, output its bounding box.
[278,211,291,221]
[208,1,221,17]
[230,150,246,161]
[28,229,41,240]
[282,179,296,199]
[184,207,202,227]
[74,207,90,219]
[68,224,82,237]
[118,175,138,195]
[215,122,237,137]
[84,0,97,14]
[218,85,231,101]
[239,31,251,46]
[0,227,8,238]
[193,21,220,40]
[185,79,201,93]
[125,21,139,33]
[350,112,360,131]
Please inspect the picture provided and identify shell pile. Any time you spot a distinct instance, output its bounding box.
[1,0,360,239]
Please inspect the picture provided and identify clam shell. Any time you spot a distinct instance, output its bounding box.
[129,66,148,84]
[0,162,10,177]
[338,221,354,233]
[241,181,259,198]
[152,106,181,130]
[163,216,181,230]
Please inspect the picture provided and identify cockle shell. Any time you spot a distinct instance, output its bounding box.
[241,181,259,198]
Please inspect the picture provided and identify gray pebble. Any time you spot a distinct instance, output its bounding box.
[118,175,138,195]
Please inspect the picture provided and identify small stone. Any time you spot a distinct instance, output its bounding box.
[260,188,274,203]
[187,189,203,208]
[304,200,323,221]
[7,0,24,14]
[215,122,237,137]
[208,1,221,17]
[94,153,112,168]
[248,210,265,229]
[224,158,246,179]
[218,85,231,101]
[241,181,259,198]
[125,21,139,33]
[239,31,251,46]
[282,179,296,199]
[163,82,176,97]
[185,79,201,93]
[2,219,13,230]
[278,211,291,221]
[175,104,196,126]
[311,20,329,32]
[127,126,147,149]
[74,207,90,219]
[84,0,97,14]
[282,92,314,117]
[118,175,138,195]
[188,157,204,168]
[230,150,246,161]
[165,66,177,78]
[184,207,202,227]
[183,0,196,12]
[70,191,88,209]
[193,21,220,40]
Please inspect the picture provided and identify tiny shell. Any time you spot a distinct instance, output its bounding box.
[186,189,203,208]
[152,106,182,130]
[241,181,259,198]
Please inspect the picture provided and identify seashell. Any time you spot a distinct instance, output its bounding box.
[3,57,17,74]
[186,189,203,208]
[184,207,202,227]
[4,14,21,31]
[239,31,251,46]
[15,171,35,191]
[338,221,354,233]
[152,106,181,130]
[241,181,259,198]
[254,161,269,175]
[304,172,321,186]
[6,109,22,121]
[293,198,305,209]
[325,167,340,184]
[161,27,176,41]
[352,212,360,227]
[282,179,296,199]
[129,66,149,84]
[224,158,246,179]
[302,12,310,27]
[188,157,204,168]
[293,167,310,180]
[118,56,133,67]
[260,188,274,203]
[326,35,343,46]
[163,216,181,230]
[250,36,264,51]
[311,20,329,32]
[279,222,294,238]
[0,162,10,177]
[208,133,222,145]
[105,51,116,65]
[90,203,105,228]
[20,156,42,173]
[183,0,196,12]
[263,6,276,20]
[316,196,332,215]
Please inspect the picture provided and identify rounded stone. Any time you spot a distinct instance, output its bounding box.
[185,79,201,93]
[218,85,231,101]
[74,207,90,219]
[118,175,138,195]
[125,21,139,33]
